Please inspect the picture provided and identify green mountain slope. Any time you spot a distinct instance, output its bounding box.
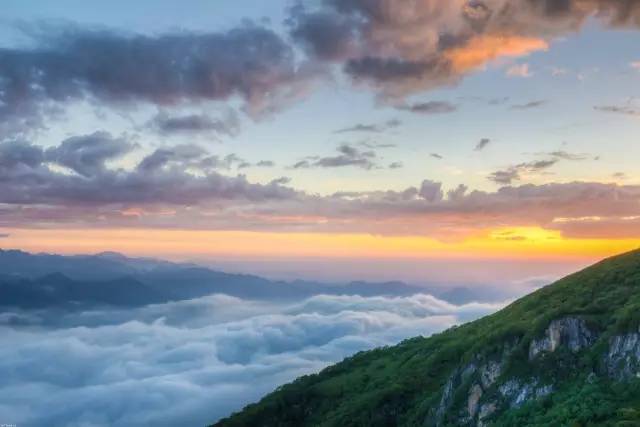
[213,249,640,427]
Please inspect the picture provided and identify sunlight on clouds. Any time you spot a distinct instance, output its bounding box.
[445,35,548,73]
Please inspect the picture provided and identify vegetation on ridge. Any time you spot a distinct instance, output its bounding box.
[213,249,640,426]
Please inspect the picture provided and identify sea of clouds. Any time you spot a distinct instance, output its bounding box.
[0,293,504,426]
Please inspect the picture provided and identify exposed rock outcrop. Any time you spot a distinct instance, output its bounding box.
[467,384,483,418]
[605,329,640,381]
[430,320,639,427]
[529,317,596,360]
[498,379,553,408]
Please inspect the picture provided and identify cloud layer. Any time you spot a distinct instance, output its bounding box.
[0,293,502,426]
[1,132,639,239]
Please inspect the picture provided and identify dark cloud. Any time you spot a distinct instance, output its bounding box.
[447,184,468,201]
[334,119,401,134]
[0,233,9,238]
[0,24,319,136]
[474,138,491,151]
[430,153,444,160]
[418,180,444,203]
[149,112,240,137]
[388,161,403,169]
[288,6,360,61]
[256,160,276,168]
[306,144,378,170]
[0,136,296,207]
[594,105,640,116]
[510,100,547,110]
[291,160,312,169]
[270,176,292,185]
[45,132,135,177]
[396,101,458,114]
[488,159,558,184]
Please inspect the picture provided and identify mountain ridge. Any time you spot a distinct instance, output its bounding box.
[213,249,640,426]
[0,249,477,309]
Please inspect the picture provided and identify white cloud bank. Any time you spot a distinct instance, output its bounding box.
[0,293,504,426]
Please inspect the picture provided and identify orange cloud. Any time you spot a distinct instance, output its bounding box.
[446,35,548,73]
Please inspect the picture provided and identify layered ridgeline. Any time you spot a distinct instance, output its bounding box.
[214,250,640,427]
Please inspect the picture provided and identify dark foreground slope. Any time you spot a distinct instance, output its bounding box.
[214,250,640,427]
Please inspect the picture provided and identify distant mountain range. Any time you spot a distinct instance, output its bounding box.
[213,249,640,427]
[0,249,491,310]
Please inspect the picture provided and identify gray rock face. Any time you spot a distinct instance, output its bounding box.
[605,329,640,381]
[529,317,596,360]
[433,362,477,426]
[479,360,502,390]
[498,379,553,408]
[467,384,483,418]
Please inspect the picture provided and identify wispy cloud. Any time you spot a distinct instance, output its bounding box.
[396,101,457,114]
[594,105,640,117]
[506,63,532,78]
[488,159,558,184]
[474,138,491,151]
[291,144,378,170]
[510,100,547,110]
[334,119,401,134]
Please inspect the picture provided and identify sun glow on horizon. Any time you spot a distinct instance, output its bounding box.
[2,227,638,263]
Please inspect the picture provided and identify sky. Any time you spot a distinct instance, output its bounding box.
[1,0,640,283]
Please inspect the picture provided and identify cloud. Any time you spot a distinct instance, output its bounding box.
[506,63,532,78]
[1,1,640,138]
[45,132,135,178]
[0,136,297,208]
[291,144,378,170]
[510,100,547,110]
[474,138,491,151]
[359,141,396,149]
[0,233,9,238]
[397,101,457,114]
[270,177,291,185]
[545,150,592,161]
[488,159,558,184]
[149,112,240,137]
[0,23,319,137]
[388,161,403,169]
[418,180,444,203]
[284,0,640,99]
[594,105,640,117]
[334,119,401,134]
[0,293,503,426]
[430,153,444,160]
[2,133,640,239]
[256,160,276,168]
[631,61,640,70]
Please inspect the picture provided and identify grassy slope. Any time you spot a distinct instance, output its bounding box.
[214,249,640,427]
